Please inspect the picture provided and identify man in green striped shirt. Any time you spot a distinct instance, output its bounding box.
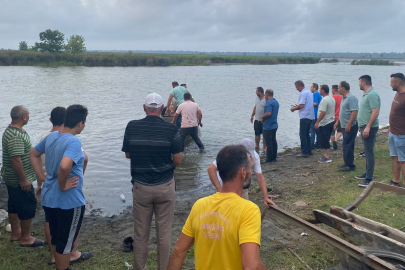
[1,105,44,247]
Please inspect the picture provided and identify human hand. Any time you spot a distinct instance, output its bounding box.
[362,127,370,138]
[264,197,276,207]
[315,123,319,130]
[345,125,351,133]
[35,187,42,201]
[199,122,203,127]
[290,107,295,112]
[20,178,31,192]
[250,116,254,123]
[61,176,79,191]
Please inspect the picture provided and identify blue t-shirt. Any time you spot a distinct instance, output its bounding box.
[313,91,322,120]
[298,88,315,120]
[263,98,279,130]
[35,132,86,209]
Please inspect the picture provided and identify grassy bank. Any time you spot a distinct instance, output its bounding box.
[0,50,320,67]
[351,59,396,66]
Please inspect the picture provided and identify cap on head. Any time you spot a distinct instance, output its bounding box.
[239,138,257,162]
[144,93,163,108]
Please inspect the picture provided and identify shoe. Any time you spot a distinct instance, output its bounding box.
[359,152,366,157]
[338,164,347,168]
[308,151,313,156]
[389,180,401,187]
[355,173,366,180]
[358,179,372,187]
[318,156,332,163]
[70,252,93,264]
[340,166,355,172]
[296,154,309,158]
[333,141,338,151]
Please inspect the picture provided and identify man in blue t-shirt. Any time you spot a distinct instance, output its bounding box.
[310,83,322,150]
[262,89,279,163]
[30,105,91,270]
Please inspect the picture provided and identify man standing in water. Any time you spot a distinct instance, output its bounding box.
[168,145,267,270]
[261,89,279,163]
[291,80,315,157]
[122,93,183,270]
[251,87,267,152]
[172,92,205,151]
[330,85,343,150]
[166,81,194,128]
[2,106,45,247]
[310,83,322,150]
[387,73,405,187]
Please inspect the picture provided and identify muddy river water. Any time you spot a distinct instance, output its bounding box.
[0,63,403,215]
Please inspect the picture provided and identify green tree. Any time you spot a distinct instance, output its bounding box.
[64,35,86,54]
[19,41,28,51]
[35,29,65,52]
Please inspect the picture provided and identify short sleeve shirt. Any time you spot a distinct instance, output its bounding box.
[389,92,405,135]
[318,95,336,126]
[263,98,279,130]
[1,126,36,188]
[298,88,315,120]
[339,93,359,128]
[35,132,86,209]
[182,192,261,270]
[357,88,381,128]
[170,86,188,105]
[332,95,343,121]
[176,100,200,128]
[254,97,266,121]
[313,91,323,120]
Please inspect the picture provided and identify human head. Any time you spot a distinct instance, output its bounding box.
[256,87,264,97]
[338,81,350,95]
[50,106,66,127]
[294,80,305,91]
[180,84,187,88]
[216,144,252,189]
[10,105,29,125]
[320,84,329,96]
[64,105,88,134]
[331,85,339,95]
[359,75,372,91]
[310,83,319,93]
[265,89,274,100]
[143,93,164,116]
[172,81,179,88]
[184,92,192,101]
[390,73,405,92]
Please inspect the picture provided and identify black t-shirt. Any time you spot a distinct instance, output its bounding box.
[122,116,183,185]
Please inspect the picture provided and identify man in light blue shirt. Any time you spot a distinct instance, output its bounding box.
[310,83,322,149]
[291,80,315,157]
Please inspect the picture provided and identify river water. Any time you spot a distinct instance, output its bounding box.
[0,63,403,215]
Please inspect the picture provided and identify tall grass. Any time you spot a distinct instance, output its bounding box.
[351,59,395,66]
[0,50,320,67]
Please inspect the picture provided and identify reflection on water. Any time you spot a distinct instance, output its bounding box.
[0,64,402,215]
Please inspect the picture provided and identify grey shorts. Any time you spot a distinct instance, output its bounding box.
[389,132,405,162]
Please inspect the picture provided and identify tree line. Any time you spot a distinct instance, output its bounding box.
[19,29,86,54]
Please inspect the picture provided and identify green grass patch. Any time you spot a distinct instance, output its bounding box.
[351,59,396,66]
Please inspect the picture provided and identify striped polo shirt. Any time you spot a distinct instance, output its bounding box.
[122,116,183,186]
[1,126,36,188]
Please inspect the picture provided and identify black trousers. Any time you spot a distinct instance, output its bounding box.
[342,124,358,168]
[179,126,204,149]
[263,128,277,162]
[299,118,312,155]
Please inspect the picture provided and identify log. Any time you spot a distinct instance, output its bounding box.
[313,209,405,255]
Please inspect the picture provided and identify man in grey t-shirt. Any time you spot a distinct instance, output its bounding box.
[250,87,267,152]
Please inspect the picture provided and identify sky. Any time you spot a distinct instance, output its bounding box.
[1,0,405,52]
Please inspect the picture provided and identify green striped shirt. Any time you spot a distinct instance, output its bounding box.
[1,126,36,187]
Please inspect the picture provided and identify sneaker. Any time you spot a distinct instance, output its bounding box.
[296,154,309,158]
[333,141,338,151]
[358,179,372,187]
[359,152,366,157]
[318,156,332,163]
[338,164,347,168]
[389,180,401,187]
[355,173,366,180]
[340,165,356,172]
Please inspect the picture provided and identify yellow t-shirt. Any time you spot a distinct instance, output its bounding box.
[182,192,261,270]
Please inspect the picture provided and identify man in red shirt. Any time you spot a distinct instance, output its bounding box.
[330,85,343,150]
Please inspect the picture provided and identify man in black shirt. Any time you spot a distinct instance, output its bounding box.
[122,93,183,270]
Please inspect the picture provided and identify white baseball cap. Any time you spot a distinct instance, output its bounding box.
[239,138,258,162]
[145,93,163,108]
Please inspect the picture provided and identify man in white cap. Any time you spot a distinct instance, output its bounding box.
[207,138,274,207]
[122,93,183,270]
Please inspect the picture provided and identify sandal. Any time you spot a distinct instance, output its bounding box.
[70,252,93,264]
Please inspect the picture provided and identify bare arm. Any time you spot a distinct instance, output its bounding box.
[58,157,78,191]
[171,113,180,124]
[197,109,203,127]
[167,233,195,270]
[362,108,379,138]
[251,107,256,123]
[172,152,183,167]
[313,102,319,107]
[83,151,88,175]
[11,156,31,192]
[241,243,267,270]
[256,173,275,207]
[207,163,221,192]
[261,112,272,120]
[125,152,130,159]
[166,94,174,112]
[29,148,46,189]
[315,111,326,129]
[290,104,304,112]
[334,118,340,130]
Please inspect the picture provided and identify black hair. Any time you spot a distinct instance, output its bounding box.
[172,81,179,87]
[217,145,249,183]
[312,83,319,90]
[295,80,305,87]
[64,105,88,129]
[340,81,350,91]
[332,85,338,91]
[257,87,264,94]
[183,92,192,100]
[391,73,405,83]
[359,75,372,86]
[320,84,329,94]
[180,84,186,87]
[50,107,66,126]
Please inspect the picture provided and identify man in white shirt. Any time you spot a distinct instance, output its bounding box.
[251,87,267,152]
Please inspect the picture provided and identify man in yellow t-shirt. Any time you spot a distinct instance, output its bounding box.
[167,145,267,270]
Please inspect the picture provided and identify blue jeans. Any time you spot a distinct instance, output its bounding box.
[300,118,312,155]
[360,126,378,180]
[310,119,319,149]
[388,132,405,162]
[342,124,358,169]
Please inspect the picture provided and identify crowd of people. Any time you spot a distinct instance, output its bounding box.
[1,73,405,269]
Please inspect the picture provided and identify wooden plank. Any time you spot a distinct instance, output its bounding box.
[331,206,405,244]
[313,209,405,256]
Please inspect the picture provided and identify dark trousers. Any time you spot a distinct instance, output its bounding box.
[179,126,204,149]
[360,126,378,180]
[263,129,278,162]
[310,119,319,149]
[342,124,358,168]
[300,118,312,155]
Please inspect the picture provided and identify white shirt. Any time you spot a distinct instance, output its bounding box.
[254,96,266,121]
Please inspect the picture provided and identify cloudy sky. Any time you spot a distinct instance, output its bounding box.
[1,0,404,52]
